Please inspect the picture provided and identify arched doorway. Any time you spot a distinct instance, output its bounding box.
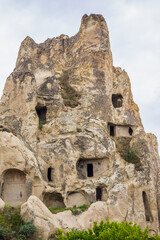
[1,169,28,206]
[66,191,89,207]
[43,192,65,208]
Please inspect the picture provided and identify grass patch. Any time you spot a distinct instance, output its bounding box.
[125,149,137,162]
[59,71,80,108]
[115,137,142,171]
[124,148,142,170]
[48,204,89,216]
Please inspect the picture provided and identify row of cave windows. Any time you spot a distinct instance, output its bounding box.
[35,94,123,125]
[47,163,94,182]
[1,169,152,222]
[36,105,133,137]
[44,190,152,222]
[45,190,152,222]
[43,189,152,222]
[48,168,153,222]
[48,169,152,222]
[48,168,152,221]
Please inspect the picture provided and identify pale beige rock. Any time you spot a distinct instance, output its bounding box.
[21,196,61,240]
[0,198,5,209]
[0,131,43,206]
[0,13,159,238]
[21,196,108,240]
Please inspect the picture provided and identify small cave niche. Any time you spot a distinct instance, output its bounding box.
[47,167,53,182]
[96,187,102,201]
[142,191,153,222]
[87,164,93,177]
[59,164,64,179]
[43,192,65,208]
[35,104,47,127]
[66,191,88,207]
[129,127,133,136]
[112,94,123,108]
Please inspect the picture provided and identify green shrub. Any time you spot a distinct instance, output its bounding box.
[0,226,10,240]
[48,233,57,240]
[16,234,26,240]
[39,119,44,130]
[125,149,137,162]
[0,205,24,231]
[59,71,80,108]
[53,219,160,240]
[124,148,142,170]
[19,221,37,238]
[0,205,37,240]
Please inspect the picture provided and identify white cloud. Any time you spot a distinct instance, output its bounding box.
[0,0,159,151]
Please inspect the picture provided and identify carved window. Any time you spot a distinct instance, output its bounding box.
[87,164,93,177]
[96,187,102,201]
[112,94,123,108]
[47,167,53,182]
[110,125,115,137]
[129,127,133,136]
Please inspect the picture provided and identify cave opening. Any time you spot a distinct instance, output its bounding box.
[87,164,93,177]
[112,94,123,108]
[110,125,115,137]
[142,191,153,222]
[96,187,102,201]
[47,167,52,182]
[129,127,133,136]
[43,192,65,208]
[35,105,47,125]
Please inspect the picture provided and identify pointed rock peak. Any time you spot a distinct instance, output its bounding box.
[79,13,108,33]
[23,36,35,43]
[77,14,112,62]
[16,36,37,68]
[21,36,36,47]
[81,14,106,25]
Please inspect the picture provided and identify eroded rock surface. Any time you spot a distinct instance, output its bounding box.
[21,196,108,240]
[0,13,160,237]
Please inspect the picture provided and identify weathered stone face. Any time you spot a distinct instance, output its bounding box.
[0,13,160,235]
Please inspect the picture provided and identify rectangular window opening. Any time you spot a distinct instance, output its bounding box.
[110,125,115,136]
[87,164,93,177]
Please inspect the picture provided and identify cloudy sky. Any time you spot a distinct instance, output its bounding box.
[0,0,159,152]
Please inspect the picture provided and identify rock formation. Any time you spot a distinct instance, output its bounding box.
[21,195,108,240]
[0,13,160,237]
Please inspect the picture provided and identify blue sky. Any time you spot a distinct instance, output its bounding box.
[0,0,159,152]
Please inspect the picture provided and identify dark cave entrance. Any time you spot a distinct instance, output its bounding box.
[96,187,102,201]
[112,94,123,108]
[47,167,52,182]
[142,191,153,222]
[110,125,115,137]
[35,105,47,125]
[87,164,93,177]
[129,127,133,136]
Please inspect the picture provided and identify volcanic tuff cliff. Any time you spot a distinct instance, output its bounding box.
[0,14,160,238]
